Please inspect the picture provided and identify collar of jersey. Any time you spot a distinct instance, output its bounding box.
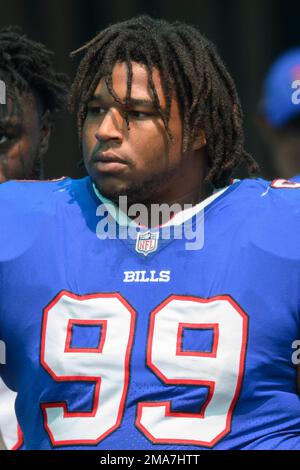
[92,181,234,229]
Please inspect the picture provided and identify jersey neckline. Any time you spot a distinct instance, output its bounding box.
[88,178,240,229]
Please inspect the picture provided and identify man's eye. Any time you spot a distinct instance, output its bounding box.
[128,110,152,119]
[88,106,106,116]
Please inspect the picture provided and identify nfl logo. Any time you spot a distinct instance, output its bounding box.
[136,231,159,256]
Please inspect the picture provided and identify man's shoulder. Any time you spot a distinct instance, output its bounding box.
[232,176,300,213]
[0,176,71,199]
[0,177,90,212]
[0,177,92,262]
[231,177,300,261]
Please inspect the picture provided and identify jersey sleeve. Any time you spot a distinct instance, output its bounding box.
[251,178,300,323]
[251,177,300,261]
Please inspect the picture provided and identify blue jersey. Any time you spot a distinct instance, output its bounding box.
[1,176,300,450]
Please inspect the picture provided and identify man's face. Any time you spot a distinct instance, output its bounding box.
[0,93,43,182]
[82,61,187,204]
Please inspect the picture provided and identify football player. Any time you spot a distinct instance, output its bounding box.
[0,26,69,450]
[0,16,300,450]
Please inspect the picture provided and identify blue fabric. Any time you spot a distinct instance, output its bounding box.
[0,176,300,449]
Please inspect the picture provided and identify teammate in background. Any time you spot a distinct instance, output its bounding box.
[258,48,300,178]
[0,26,69,449]
[1,16,300,450]
[0,26,69,181]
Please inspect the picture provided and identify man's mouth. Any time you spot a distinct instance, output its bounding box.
[92,151,129,173]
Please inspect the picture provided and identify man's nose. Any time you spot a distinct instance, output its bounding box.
[95,108,124,143]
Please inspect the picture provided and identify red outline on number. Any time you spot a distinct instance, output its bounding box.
[64,319,107,354]
[11,425,24,450]
[176,323,219,358]
[136,294,248,447]
[40,290,136,447]
[271,178,300,189]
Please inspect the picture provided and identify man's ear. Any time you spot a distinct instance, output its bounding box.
[192,128,206,150]
[38,110,52,157]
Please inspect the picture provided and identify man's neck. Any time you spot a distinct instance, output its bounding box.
[122,183,214,228]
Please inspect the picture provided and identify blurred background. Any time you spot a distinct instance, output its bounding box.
[0,0,299,181]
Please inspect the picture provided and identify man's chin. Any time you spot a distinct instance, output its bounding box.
[97,183,161,208]
[93,178,134,205]
[99,186,144,207]
[93,166,179,207]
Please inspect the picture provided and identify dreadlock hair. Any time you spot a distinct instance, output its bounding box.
[69,15,259,188]
[0,25,69,122]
